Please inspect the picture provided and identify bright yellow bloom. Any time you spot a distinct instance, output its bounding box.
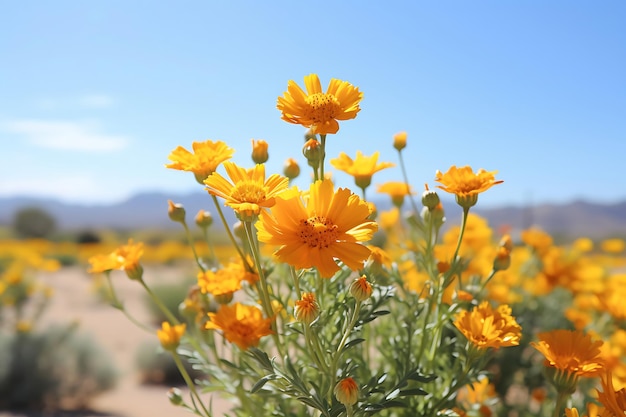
[87,253,119,274]
[376,181,415,207]
[157,321,186,351]
[166,140,235,184]
[277,73,363,135]
[456,377,497,411]
[531,329,605,378]
[294,292,320,324]
[206,303,273,350]
[256,180,378,278]
[435,165,503,208]
[197,261,258,298]
[330,151,395,190]
[602,238,625,254]
[454,301,522,350]
[334,377,359,406]
[204,161,289,221]
[87,239,144,280]
[597,372,626,416]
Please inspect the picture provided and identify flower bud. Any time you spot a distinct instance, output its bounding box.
[350,276,372,302]
[124,263,144,281]
[303,139,322,167]
[422,185,441,211]
[195,210,213,229]
[393,131,407,151]
[294,292,320,324]
[251,139,269,164]
[455,193,479,209]
[283,157,301,180]
[334,377,359,406]
[167,200,186,223]
[168,387,184,406]
[233,221,246,241]
[499,234,513,252]
[493,246,511,272]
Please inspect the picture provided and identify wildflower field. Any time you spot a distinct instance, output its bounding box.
[3,74,626,417]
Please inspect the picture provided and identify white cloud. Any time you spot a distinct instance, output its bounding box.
[79,94,115,108]
[3,119,128,151]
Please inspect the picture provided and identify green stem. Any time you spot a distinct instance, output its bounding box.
[182,221,206,273]
[397,149,421,218]
[290,266,301,299]
[201,227,217,266]
[329,301,362,400]
[210,194,250,269]
[448,206,470,290]
[172,351,212,417]
[553,390,569,417]
[319,134,327,180]
[105,273,153,332]
[140,279,180,325]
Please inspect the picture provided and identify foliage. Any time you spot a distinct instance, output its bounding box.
[12,206,57,239]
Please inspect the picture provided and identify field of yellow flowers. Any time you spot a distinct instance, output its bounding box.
[2,74,626,417]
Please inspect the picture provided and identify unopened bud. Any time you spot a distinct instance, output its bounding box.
[421,184,440,211]
[499,234,513,252]
[168,200,186,223]
[350,276,372,302]
[455,193,479,209]
[334,377,359,406]
[195,210,213,229]
[233,221,246,241]
[493,246,511,271]
[393,131,407,151]
[294,292,320,324]
[168,387,184,406]
[251,139,269,164]
[283,157,301,179]
[303,139,322,167]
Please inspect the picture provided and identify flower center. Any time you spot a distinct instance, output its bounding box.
[299,216,338,249]
[305,93,341,123]
[231,181,265,203]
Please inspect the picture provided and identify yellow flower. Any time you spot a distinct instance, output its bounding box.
[87,253,119,274]
[251,139,269,164]
[456,376,497,411]
[597,372,626,416]
[166,140,235,184]
[294,292,320,324]
[393,131,407,151]
[157,321,186,351]
[204,161,289,221]
[197,261,258,299]
[454,301,522,350]
[435,165,503,208]
[376,181,415,207]
[277,73,363,135]
[113,239,145,280]
[531,329,605,378]
[330,151,395,190]
[206,303,273,350]
[256,180,378,278]
[334,377,359,406]
[602,238,625,254]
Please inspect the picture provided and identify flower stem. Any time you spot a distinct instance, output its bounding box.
[319,134,327,180]
[182,221,205,273]
[172,351,212,417]
[210,194,251,269]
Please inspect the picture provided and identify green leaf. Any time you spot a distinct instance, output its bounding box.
[399,388,428,396]
[344,338,365,349]
[250,375,276,394]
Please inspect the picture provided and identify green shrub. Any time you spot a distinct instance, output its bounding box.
[135,341,202,386]
[143,278,195,325]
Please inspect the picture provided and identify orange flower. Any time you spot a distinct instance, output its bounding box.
[454,301,521,350]
[88,239,144,280]
[87,253,120,274]
[597,372,626,415]
[251,139,269,164]
[531,330,604,378]
[256,180,378,278]
[435,165,503,208]
[165,140,234,184]
[330,151,395,190]
[197,261,258,300]
[205,303,273,350]
[334,377,359,406]
[204,161,289,221]
[157,321,186,351]
[294,292,320,324]
[277,73,363,135]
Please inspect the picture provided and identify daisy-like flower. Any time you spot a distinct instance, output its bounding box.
[454,301,522,350]
[330,151,395,190]
[597,372,626,416]
[256,180,378,279]
[204,161,289,221]
[205,303,273,350]
[377,181,415,207]
[294,292,320,324]
[88,239,145,280]
[157,321,186,351]
[166,140,235,184]
[277,73,363,135]
[435,165,503,209]
[87,253,120,274]
[197,261,258,303]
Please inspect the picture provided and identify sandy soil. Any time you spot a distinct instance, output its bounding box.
[1,265,231,417]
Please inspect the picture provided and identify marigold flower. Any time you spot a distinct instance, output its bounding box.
[251,139,269,164]
[330,151,395,190]
[206,303,273,350]
[435,165,503,208]
[256,180,378,278]
[197,269,241,299]
[597,372,626,416]
[454,301,521,350]
[531,329,605,378]
[277,74,363,135]
[334,377,359,406]
[165,140,234,184]
[204,161,289,221]
[157,321,186,351]
[113,239,145,280]
[294,292,320,324]
[377,181,415,207]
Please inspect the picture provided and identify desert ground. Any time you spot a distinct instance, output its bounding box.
[1,265,230,417]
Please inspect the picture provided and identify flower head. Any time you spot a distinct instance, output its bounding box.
[88,239,144,280]
[331,151,394,190]
[205,303,273,350]
[531,329,605,378]
[277,74,363,135]
[294,292,320,324]
[454,301,521,350]
[204,161,289,221]
[435,165,503,208]
[597,372,626,416]
[166,140,234,184]
[377,181,415,207]
[157,321,186,351]
[256,180,378,278]
[334,377,359,406]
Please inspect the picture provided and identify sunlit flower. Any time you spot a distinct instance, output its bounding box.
[602,238,625,254]
[334,377,359,406]
[256,180,378,278]
[454,301,522,350]
[277,73,363,135]
[377,181,415,207]
[330,151,395,190]
[113,239,145,280]
[165,140,235,184]
[531,330,605,378]
[206,303,273,350]
[197,261,258,301]
[87,253,120,274]
[294,292,320,324]
[597,372,626,416]
[435,165,503,208]
[456,376,497,413]
[157,321,186,351]
[204,161,289,221]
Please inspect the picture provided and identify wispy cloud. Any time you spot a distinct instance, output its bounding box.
[36,94,115,110]
[79,94,115,109]
[0,175,124,203]
[3,119,129,151]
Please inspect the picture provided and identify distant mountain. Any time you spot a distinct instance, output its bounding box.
[1,192,625,239]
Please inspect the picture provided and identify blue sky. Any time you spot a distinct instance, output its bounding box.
[1,1,625,208]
